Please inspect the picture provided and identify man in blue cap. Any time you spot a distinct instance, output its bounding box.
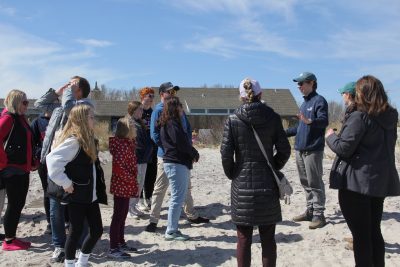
[286,72,329,229]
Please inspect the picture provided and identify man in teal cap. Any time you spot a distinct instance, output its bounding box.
[286,71,329,229]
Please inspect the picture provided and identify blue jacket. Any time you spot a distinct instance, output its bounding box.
[286,91,328,151]
[150,102,192,157]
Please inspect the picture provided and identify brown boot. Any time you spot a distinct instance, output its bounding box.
[309,215,326,229]
[293,210,313,222]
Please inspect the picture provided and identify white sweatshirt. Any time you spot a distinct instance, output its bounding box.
[46,137,97,202]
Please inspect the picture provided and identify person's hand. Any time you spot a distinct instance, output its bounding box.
[297,113,312,125]
[64,184,74,194]
[56,82,71,96]
[325,128,335,138]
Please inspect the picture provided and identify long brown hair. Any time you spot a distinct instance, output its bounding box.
[355,75,390,116]
[158,96,182,127]
[54,105,97,161]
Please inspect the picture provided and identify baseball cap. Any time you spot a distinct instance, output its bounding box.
[338,82,356,95]
[239,78,262,98]
[159,82,180,95]
[293,72,317,83]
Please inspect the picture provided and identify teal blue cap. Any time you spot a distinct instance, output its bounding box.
[293,72,317,83]
[338,82,356,95]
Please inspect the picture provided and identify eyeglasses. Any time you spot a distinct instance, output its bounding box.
[297,82,304,86]
[147,94,155,98]
[22,100,29,106]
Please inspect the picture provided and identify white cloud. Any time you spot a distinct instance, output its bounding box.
[184,36,237,58]
[76,38,114,48]
[0,4,16,16]
[0,24,119,98]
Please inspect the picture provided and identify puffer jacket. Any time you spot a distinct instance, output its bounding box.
[220,101,291,226]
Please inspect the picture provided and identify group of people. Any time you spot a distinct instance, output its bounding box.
[0,72,399,267]
[221,72,400,267]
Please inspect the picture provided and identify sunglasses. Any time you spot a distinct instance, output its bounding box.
[147,94,155,98]
[22,100,29,106]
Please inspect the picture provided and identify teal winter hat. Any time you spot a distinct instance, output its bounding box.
[338,82,356,95]
[293,72,317,82]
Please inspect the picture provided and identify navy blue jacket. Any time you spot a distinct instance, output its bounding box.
[286,91,328,151]
[134,119,153,164]
[30,115,50,160]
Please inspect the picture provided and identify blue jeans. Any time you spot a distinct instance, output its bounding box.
[49,198,87,248]
[163,163,189,234]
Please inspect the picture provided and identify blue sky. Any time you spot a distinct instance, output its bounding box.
[1,0,400,106]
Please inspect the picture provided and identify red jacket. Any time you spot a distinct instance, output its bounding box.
[0,109,33,172]
[109,136,138,198]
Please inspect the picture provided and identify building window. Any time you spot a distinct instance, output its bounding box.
[208,109,228,114]
[191,109,206,114]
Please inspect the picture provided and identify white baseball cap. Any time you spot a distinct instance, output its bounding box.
[239,78,262,98]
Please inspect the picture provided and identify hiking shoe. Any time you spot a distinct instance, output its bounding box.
[309,215,326,229]
[108,248,131,259]
[293,210,313,222]
[119,242,138,253]
[165,231,190,241]
[50,247,65,263]
[145,222,157,232]
[44,224,52,235]
[2,238,31,251]
[187,216,210,224]
[128,206,145,219]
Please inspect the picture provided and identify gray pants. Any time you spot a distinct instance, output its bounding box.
[295,150,325,216]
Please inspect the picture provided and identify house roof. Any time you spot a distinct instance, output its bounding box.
[0,87,299,117]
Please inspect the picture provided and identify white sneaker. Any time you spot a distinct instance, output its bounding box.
[50,247,65,263]
[128,206,145,218]
[75,248,81,259]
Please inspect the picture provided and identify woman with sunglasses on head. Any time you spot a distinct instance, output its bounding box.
[0,90,35,251]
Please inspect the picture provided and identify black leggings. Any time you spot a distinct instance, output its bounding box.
[339,189,385,267]
[3,173,29,238]
[236,224,277,267]
[65,202,103,260]
[142,152,157,199]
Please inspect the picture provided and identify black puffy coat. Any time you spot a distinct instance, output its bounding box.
[220,101,291,226]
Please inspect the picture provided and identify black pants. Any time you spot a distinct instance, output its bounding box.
[236,224,277,267]
[3,173,29,238]
[142,153,157,199]
[65,202,103,260]
[339,189,385,267]
[38,163,50,224]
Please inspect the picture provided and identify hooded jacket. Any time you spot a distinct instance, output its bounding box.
[220,101,291,226]
[327,107,400,197]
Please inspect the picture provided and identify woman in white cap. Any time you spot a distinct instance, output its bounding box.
[221,78,291,267]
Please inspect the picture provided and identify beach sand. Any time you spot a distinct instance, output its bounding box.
[0,147,399,266]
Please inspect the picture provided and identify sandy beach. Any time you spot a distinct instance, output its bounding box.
[0,147,399,266]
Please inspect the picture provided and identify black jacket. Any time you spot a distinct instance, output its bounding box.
[220,101,291,226]
[160,119,199,170]
[327,108,400,197]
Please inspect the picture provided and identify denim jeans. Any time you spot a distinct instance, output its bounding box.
[49,198,88,248]
[295,150,325,216]
[149,158,198,224]
[163,163,189,234]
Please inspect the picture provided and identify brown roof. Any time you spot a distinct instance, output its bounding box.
[1,88,298,117]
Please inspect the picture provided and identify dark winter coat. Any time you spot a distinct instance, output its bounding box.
[327,107,400,197]
[220,101,291,226]
[134,119,153,164]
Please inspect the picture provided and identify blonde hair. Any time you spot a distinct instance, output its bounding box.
[54,105,97,161]
[115,116,137,140]
[240,79,260,103]
[4,89,26,114]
